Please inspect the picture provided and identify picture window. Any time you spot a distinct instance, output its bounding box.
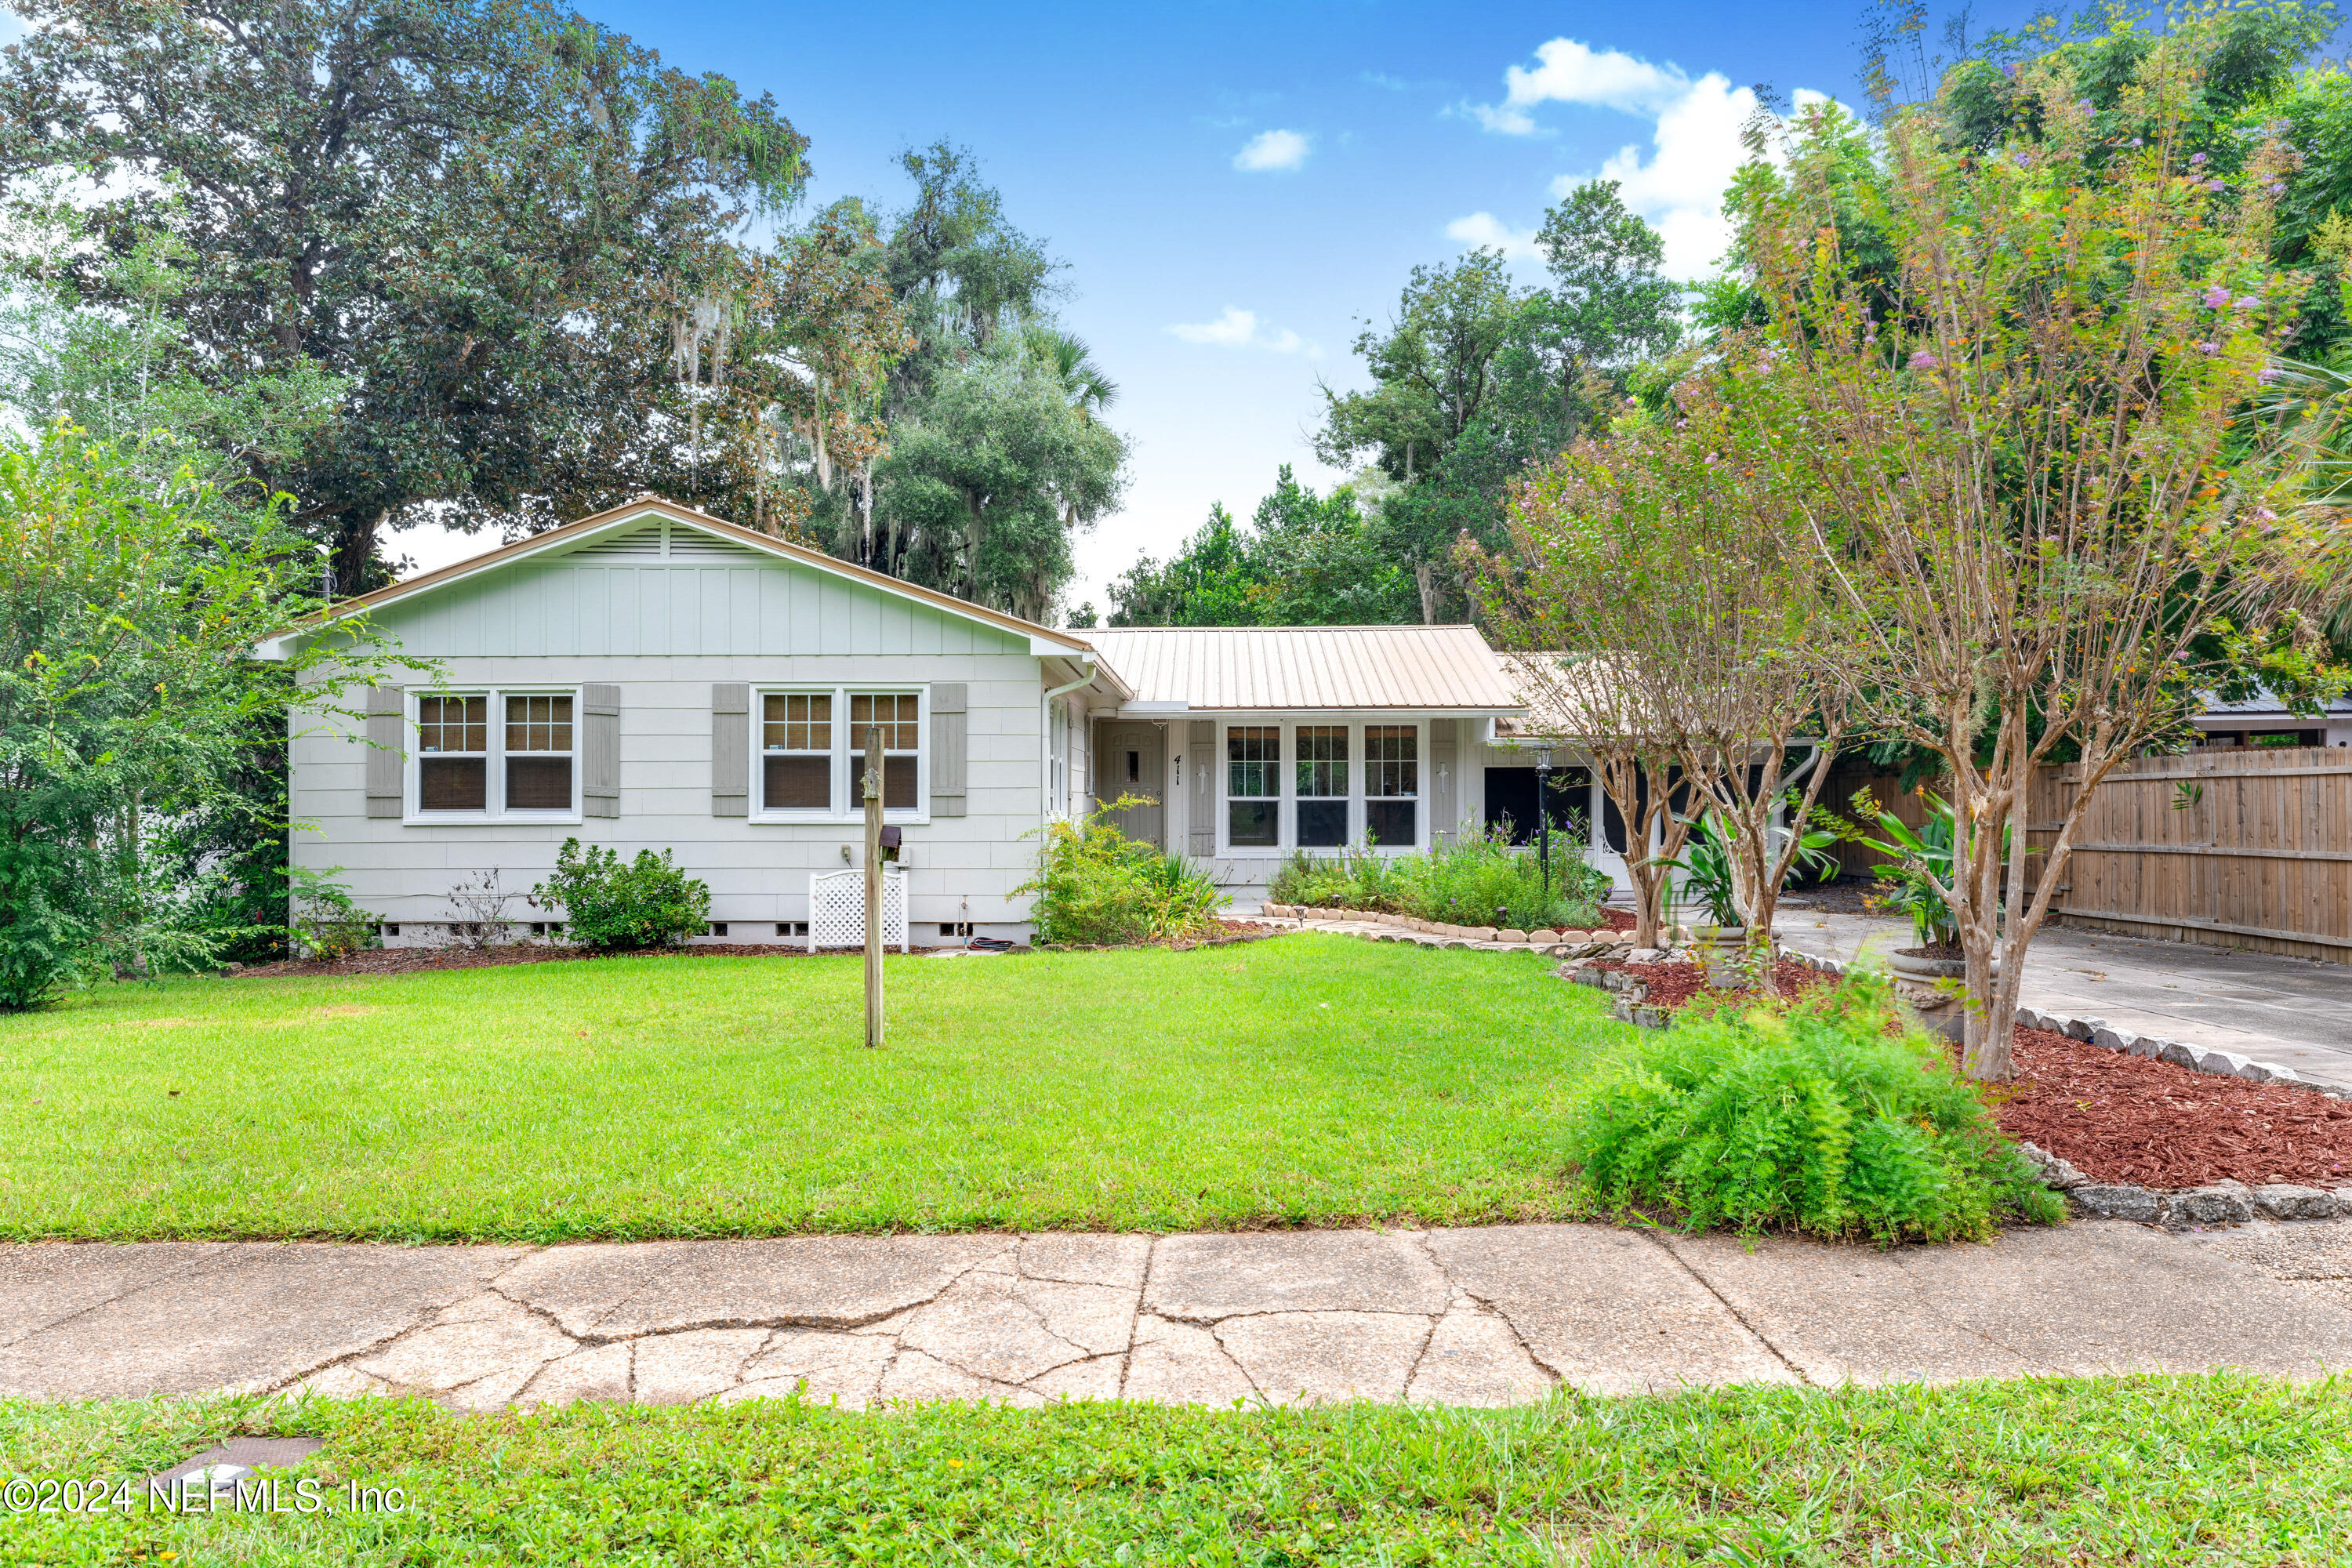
[1295,726,1349,848]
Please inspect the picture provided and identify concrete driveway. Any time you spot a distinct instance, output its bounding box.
[1777,895,2352,1091]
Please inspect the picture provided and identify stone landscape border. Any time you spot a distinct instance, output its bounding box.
[1258,904,1671,956]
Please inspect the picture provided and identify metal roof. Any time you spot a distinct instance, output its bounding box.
[1083,625,1522,712]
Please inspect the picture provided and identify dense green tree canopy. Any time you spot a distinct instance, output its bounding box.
[1105,466,1415,627]
[0,0,809,590]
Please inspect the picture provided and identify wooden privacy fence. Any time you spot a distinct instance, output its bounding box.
[2025,746,2352,964]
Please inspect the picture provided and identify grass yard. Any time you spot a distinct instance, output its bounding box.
[5,1376,2350,1565]
[0,935,1621,1242]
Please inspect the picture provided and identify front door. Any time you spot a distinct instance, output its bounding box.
[1097,722,1164,848]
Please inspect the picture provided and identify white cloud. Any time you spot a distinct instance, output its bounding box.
[1457,37,1838,281]
[1443,212,1544,262]
[1166,307,1313,356]
[1472,38,1691,132]
[1233,129,1312,172]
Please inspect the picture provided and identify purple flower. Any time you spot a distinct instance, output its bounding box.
[2077,99,2094,112]
[2190,151,2209,165]
[2202,285,2231,308]
[2130,137,2143,147]
[2259,367,2283,384]
[2256,507,2277,521]
[2237,295,2263,310]
[2268,181,2288,197]
[2205,178,2227,192]
[2013,151,2032,167]
[1908,349,1940,370]
[2199,342,2220,354]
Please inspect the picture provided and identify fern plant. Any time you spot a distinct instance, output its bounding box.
[1566,975,2063,1243]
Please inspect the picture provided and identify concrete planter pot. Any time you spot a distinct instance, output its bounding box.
[1688,924,1755,989]
[1886,946,1986,1041]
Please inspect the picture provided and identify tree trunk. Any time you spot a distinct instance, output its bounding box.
[1414,561,1436,625]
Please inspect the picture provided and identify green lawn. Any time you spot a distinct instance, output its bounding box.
[6,1376,2349,1564]
[0,935,1621,1242]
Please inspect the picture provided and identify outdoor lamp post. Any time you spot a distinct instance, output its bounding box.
[1534,746,1552,902]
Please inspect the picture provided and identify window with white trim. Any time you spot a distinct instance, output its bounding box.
[762,693,833,811]
[1365,724,1418,847]
[1227,725,1279,848]
[753,688,924,819]
[504,695,574,809]
[851,692,920,808]
[412,689,577,818]
[417,695,488,811]
[1294,725,1349,848]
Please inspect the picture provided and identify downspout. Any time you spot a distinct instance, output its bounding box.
[1036,659,1098,940]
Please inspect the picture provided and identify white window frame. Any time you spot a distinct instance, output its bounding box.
[405,685,583,825]
[751,684,930,826]
[1215,718,1427,858]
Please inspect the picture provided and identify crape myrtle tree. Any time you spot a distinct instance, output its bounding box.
[1727,31,2348,1080]
[1482,400,1849,953]
[0,0,811,592]
[0,424,410,1008]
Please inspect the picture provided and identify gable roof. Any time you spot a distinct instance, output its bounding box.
[1083,625,1521,712]
[283,495,1098,657]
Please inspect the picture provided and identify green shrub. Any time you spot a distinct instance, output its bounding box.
[1566,977,2063,1243]
[532,838,711,952]
[289,866,380,960]
[1269,829,1610,930]
[1019,799,1226,945]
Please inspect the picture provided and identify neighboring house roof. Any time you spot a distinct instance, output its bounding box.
[1083,625,1522,712]
[264,495,1109,670]
[2191,689,2352,720]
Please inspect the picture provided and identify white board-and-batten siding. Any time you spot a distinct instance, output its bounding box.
[291,537,1058,939]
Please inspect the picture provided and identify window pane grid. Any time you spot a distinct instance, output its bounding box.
[1366,726,1418,797]
[1295,726,1348,798]
[849,693,919,752]
[504,694,573,753]
[418,695,486,754]
[1227,726,1278,800]
[763,693,832,753]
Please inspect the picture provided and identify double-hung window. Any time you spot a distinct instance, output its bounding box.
[1227,726,1279,848]
[762,694,833,811]
[412,690,575,817]
[754,688,923,818]
[851,693,920,808]
[1295,726,1348,848]
[1365,725,1419,847]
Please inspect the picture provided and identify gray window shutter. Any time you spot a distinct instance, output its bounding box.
[583,684,621,818]
[1429,717,1459,847]
[931,681,967,818]
[711,682,750,817]
[1189,719,1215,855]
[365,688,405,818]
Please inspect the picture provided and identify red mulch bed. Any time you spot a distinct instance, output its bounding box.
[1991,1027,2352,1190]
[1592,956,1835,1012]
[1595,908,1636,933]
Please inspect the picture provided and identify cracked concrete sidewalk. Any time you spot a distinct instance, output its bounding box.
[5,1221,2352,1411]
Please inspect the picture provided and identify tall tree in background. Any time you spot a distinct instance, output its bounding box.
[0,0,810,591]
[858,144,1130,619]
[1106,466,1414,626]
[1314,182,1682,622]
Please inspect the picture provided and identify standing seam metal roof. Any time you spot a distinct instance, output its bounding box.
[1080,626,1521,711]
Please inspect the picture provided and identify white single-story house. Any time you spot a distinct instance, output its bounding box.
[274,495,1638,944]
